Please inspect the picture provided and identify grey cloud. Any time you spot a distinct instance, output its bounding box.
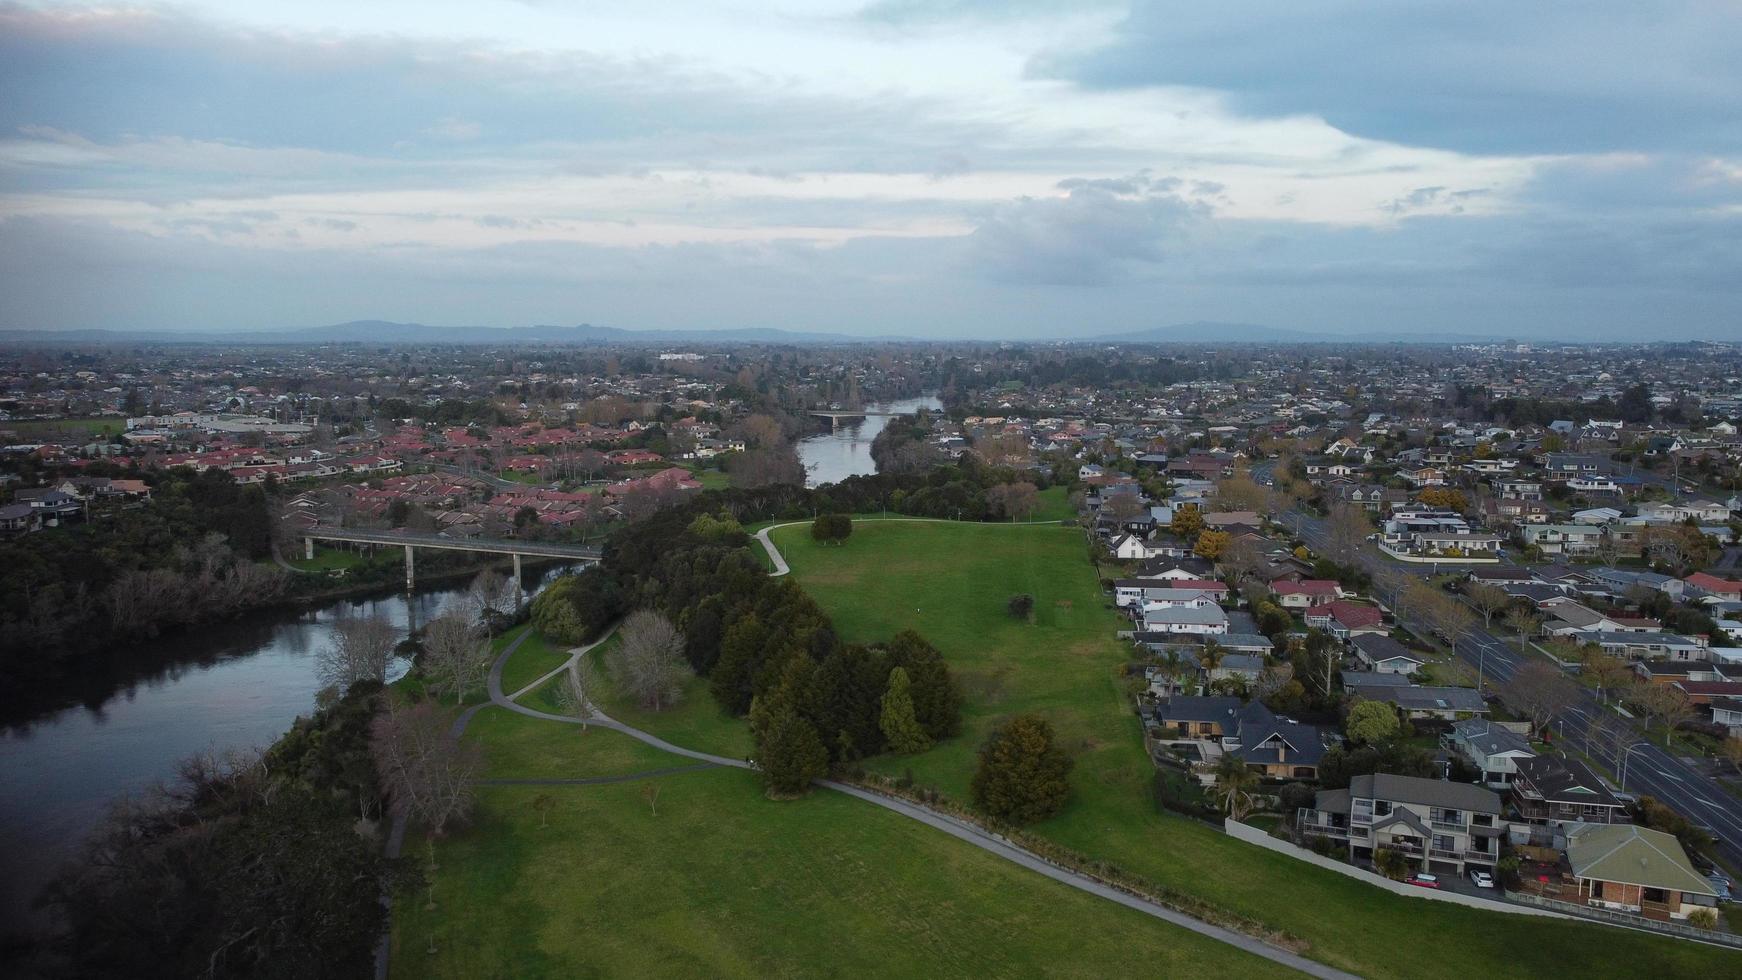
[1038,1,1742,155]
[967,175,1206,285]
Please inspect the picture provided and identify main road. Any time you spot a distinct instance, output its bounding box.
[1284,505,1742,872]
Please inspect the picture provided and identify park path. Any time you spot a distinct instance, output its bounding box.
[460,557,1355,980]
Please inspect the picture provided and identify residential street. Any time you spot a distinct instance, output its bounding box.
[1286,507,1742,872]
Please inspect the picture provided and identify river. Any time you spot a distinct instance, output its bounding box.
[796,394,941,487]
[0,565,574,930]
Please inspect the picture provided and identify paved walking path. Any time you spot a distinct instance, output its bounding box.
[472,617,1352,979]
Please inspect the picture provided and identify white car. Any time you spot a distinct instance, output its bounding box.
[1469,869,1495,889]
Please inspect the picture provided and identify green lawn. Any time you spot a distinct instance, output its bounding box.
[391,762,1297,979]
[540,634,755,760]
[1031,484,1076,523]
[287,545,369,572]
[497,627,572,696]
[496,468,547,485]
[771,520,1735,979]
[1,416,125,438]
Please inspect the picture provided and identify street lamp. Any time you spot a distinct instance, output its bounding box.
[1619,742,1652,793]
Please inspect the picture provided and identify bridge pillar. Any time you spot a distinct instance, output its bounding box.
[511,553,523,607]
[404,544,415,590]
[304,537,314,561]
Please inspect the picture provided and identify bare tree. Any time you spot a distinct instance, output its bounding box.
[1105,492,1145,522]
[611,610,692,711]
[369,699,485,835]
[422,612,493,704]
[1503,605,1542,655]
[467,568,515,634]
[986,481,1040,521]
[1630,683,1696,747]
[551,658,600,733]
[1325,502,1374,566]
[1503,660,1578,737]
[1220,534,1268,584]
[319,614,400,690]
[1465,583,1513,628]
[1215,472,1267,513]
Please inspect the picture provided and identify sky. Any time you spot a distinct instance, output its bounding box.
[1,1,1739,340]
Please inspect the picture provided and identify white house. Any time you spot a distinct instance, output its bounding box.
[1140,603,1229,636]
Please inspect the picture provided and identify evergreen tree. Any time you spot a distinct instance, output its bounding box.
[813,644,888,761]
[970,714,1073,824]
[752,660,830,797]
[879,667,932,754]
[710,612,766,714]
[887,630,963,739]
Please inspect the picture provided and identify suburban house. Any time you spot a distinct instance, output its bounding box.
[1115,581,1217,610]
[1350,635,1426,675]
[1686,572,1742,603]
[1525,824,1721,922]
[1140,603,1230,636]
[1576,631,1710,663]
[1297,773,1503,875]
[1304,600,1387,642]
[1712,698,1742,736]
[1340,673,1488,719]
[1272,579,1342,609]
[1150,697,1327,780]
[1511,756,1627,826]
[1520,524,1605,557]
[1110,533,1162,561]
[1445,719,1536,788]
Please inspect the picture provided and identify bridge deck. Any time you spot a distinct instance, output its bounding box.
[305,528,601,560]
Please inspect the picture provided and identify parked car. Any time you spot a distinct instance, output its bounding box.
[1406,873,1440,889]
[1469,869,1495,889]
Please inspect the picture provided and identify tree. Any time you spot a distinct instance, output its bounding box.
[1418,487,1469,512]
[1194,529,1231,560]
[421,612,492,704]
[1219,534,1267,584]
[1215,472,1268,513]
[1503,605,1542,655]
[886,631,963,740]
[1345,699,1400,745]
[755,697,829,797]
[1198,639,1227,675]
[1105,492,1146,522]
[319,614,400,690]
[1721,734,1742,776]
[1325,502,1374,566]
[1007,593,1035,621]
[986,481,1040,521]
[970,714,1073,824]
[1209,752,1261,820]
[1465,583,1513,628]
[1631,684,1696,746]
[1504,660,1578,737]
[1580,651,1633,703]
[612,610,693,711]
[467,567,516,634]
[1170,506,1203,541]
[370,699,485,836]
[879,667,932,754]
[810,512,853,545]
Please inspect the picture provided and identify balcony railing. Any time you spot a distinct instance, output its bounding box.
[1431,818,1467,831]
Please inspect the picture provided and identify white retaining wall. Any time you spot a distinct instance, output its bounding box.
[1222,820,1570,919]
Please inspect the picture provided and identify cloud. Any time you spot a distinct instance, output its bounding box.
[966,173,1207,285]
[1038,1,1742,155]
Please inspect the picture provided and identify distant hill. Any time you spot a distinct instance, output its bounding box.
[1081,321,1322,344]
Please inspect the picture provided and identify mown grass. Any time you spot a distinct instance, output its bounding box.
[497,627,572,696]
[287,544,369,572]
[772,520,1737,980]
[391,764,1297,980]
[549,634,755,760]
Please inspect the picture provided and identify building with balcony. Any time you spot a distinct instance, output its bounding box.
[1297,773,1503,875]
[1511,756,1627,826]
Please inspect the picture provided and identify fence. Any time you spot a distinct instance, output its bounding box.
[1507,891,1742,949]
[1223,819,1569,918]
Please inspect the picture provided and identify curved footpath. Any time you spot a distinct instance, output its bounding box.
[382,525,1357,980]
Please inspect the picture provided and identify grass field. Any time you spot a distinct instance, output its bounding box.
[496,627,573,696]
[0,416,125,438]
[770,520,1735,979]
[286,544,370,572]
[391,760,1297,979]
[528,634,755,760]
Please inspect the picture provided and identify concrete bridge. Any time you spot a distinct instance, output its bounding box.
[302,527,601,589]
[808,408,922,430]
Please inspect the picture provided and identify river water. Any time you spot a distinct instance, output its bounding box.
[0,566,572,930]
[796,394,941,487]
